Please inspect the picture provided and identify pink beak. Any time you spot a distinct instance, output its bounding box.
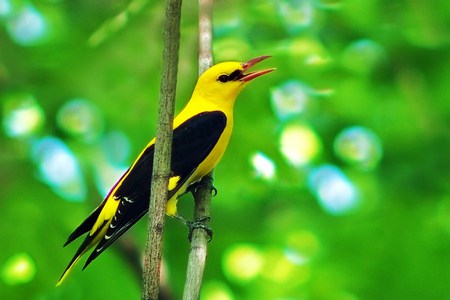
[240,55,275,82]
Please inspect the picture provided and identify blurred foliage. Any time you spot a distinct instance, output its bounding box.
[1,0,450,299]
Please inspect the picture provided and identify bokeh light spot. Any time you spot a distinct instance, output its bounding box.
[262,248,310,285]
[0,0,13,18]
[223,244,263,283]
[1,253,36,285]
[285,230,320,265]
[2,93,45,138]
[213,37,251,62]
[277,0,315,34]
[342,39,385,74]
[93,162,128,199]
[334,126,383,170]
[57,98,104,142]
[308,165,358,215]
[92,131,131,197]
[271,80,310,121]
[6,4,48,46]
[202,281,235,300]
[286,37,331,66]
[251,152,276,180]
[279,123,322,167]
[31,136,87,202]
[276,0,314,34]
[101,131,131,166]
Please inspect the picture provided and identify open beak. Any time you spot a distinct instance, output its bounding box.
[240,55,275,82]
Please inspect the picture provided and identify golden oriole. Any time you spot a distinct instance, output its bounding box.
[57,56,274,285]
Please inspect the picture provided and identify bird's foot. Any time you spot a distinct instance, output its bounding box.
[187,177,218,197]
[172,215,213,242]
[187,217,213,242]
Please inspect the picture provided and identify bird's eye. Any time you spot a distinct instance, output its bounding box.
[217,74,229,83]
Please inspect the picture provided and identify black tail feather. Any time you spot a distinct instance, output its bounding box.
[64,201,107,247]
[57,223,102,285]
[82,209,148,270]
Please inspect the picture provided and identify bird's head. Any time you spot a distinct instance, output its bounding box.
[193,56,274,104]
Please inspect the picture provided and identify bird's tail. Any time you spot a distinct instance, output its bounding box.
[56,198,110,286]
[56,220,109,286]
[57,240,91,286]
[56,253,83,286]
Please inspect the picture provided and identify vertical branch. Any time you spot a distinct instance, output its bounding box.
[182,1,214,299]
[198,0,213,75]
[142,0,182,299]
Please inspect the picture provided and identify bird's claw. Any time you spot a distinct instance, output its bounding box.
[211,186,218,197]
[186,217,213,242]
[187,177,218,197]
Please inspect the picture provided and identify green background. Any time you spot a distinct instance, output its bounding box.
[1,0,450,299]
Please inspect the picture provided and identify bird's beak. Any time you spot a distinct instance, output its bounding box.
[240,55,275,82]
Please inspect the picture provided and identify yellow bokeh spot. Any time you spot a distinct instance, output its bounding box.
[1,253,36,285]
[201,281,235,300]
[288,37,331,67]
[262,248,310,286]
[3,93,45,138]
[222,244,263,283]
[280,123,322,166]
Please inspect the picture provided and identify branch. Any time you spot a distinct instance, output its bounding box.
[142,0,182,299]
[182,1,214,299]
[198,0,213,75]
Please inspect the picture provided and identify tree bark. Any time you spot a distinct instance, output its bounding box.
[142,0,182,299]
[182,1,214,299]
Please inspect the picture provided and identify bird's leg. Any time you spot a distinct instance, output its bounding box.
[186,177,218,197]
[173,214,189,225]
[173,215,213,242]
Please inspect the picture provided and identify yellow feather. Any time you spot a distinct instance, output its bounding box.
[90,196,120,235]
[168,176,181,191]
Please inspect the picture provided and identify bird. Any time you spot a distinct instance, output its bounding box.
[57,55,274,285]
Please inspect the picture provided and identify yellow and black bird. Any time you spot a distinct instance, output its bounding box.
[58,56,274,284]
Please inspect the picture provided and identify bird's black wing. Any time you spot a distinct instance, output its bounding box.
[82,110,227,268]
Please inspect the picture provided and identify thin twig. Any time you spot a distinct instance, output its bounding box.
[182,1,214,299]
[142,0,182,299]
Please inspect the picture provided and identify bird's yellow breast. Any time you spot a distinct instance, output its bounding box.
[165,95,235,216]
